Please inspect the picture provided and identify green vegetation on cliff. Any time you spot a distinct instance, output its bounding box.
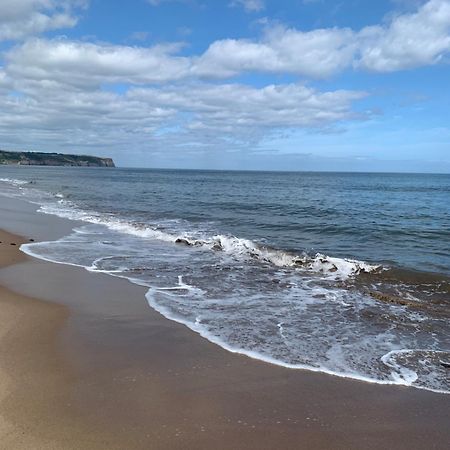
[0,150,115,167]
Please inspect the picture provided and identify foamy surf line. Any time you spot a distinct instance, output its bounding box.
[3,177,449,395]
[19,240,450,395]
[0,177,381,279]
[146,288,448,394]
[16,236,450,394]
[36,206,381,280]
[0,177,29,186]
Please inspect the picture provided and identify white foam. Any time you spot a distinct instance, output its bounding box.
[35,197,381,280]
[145,288,449,394]
[20,233,449,396]
[0,177,28,186]
[381,350,419,385]
[21,241,92,270]
[187,234,380,279]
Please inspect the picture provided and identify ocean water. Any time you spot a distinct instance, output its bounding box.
[1,167,449,393]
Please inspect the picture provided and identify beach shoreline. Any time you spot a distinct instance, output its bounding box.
[0,230,88,448]
[0,198,449,449]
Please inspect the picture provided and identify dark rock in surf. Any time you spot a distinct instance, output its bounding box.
[175,238,192,246]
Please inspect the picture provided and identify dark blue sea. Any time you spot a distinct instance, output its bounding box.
[1,167,449,393]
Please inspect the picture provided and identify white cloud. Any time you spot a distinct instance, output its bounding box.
[0,84,177,154]
[130,83,366,132]
[196,0,450,77]
[3,0,449,85]
[0,0,83,41]
[357,0,450,71]
[194,25,356,78]
[0,71,11,92]
[229,0,265,12]
[0,65,367,157]
[6,39,191,88]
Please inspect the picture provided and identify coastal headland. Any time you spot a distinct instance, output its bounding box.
[0,150,115,167]
[0,196,449,450]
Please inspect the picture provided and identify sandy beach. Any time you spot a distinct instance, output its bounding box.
[1,198,449,450]
[1,0,449,447]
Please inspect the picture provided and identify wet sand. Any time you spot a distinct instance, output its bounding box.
[0,200,449,449]
[0,230,119,448]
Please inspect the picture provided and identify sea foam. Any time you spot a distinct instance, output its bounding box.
[2,176,449,395]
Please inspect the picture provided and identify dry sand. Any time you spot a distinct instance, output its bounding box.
[0,224,449,450]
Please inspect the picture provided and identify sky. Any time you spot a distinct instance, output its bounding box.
[0,0,449,172]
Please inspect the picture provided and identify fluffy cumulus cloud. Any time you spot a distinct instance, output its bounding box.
[0,68,367,153]
[0,81,179,154]
[130,83,366,132]
[197,0,450,77]
[0,0,83,41]
[11,0,447,90]
[194,26,356,78]
[5,39,191,88]
[358,0,450,71]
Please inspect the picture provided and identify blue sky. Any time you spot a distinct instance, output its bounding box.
[0,0,449,172]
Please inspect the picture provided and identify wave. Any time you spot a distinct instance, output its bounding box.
[0,177,29,186]
[173,234,380,279]
[3,175,449,395]
[20,234,450,395]
[29,204,380,281]
[0,176,381,279]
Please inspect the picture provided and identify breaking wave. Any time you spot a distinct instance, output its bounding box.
[1,175,449,395]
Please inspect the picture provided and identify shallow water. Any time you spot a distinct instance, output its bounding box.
[1,167,449,393]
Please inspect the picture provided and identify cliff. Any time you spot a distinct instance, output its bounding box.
[0,150,115,167]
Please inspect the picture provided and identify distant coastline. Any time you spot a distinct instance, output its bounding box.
[0,150,115,168]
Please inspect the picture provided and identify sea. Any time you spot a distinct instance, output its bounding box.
[0,167,449,394]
